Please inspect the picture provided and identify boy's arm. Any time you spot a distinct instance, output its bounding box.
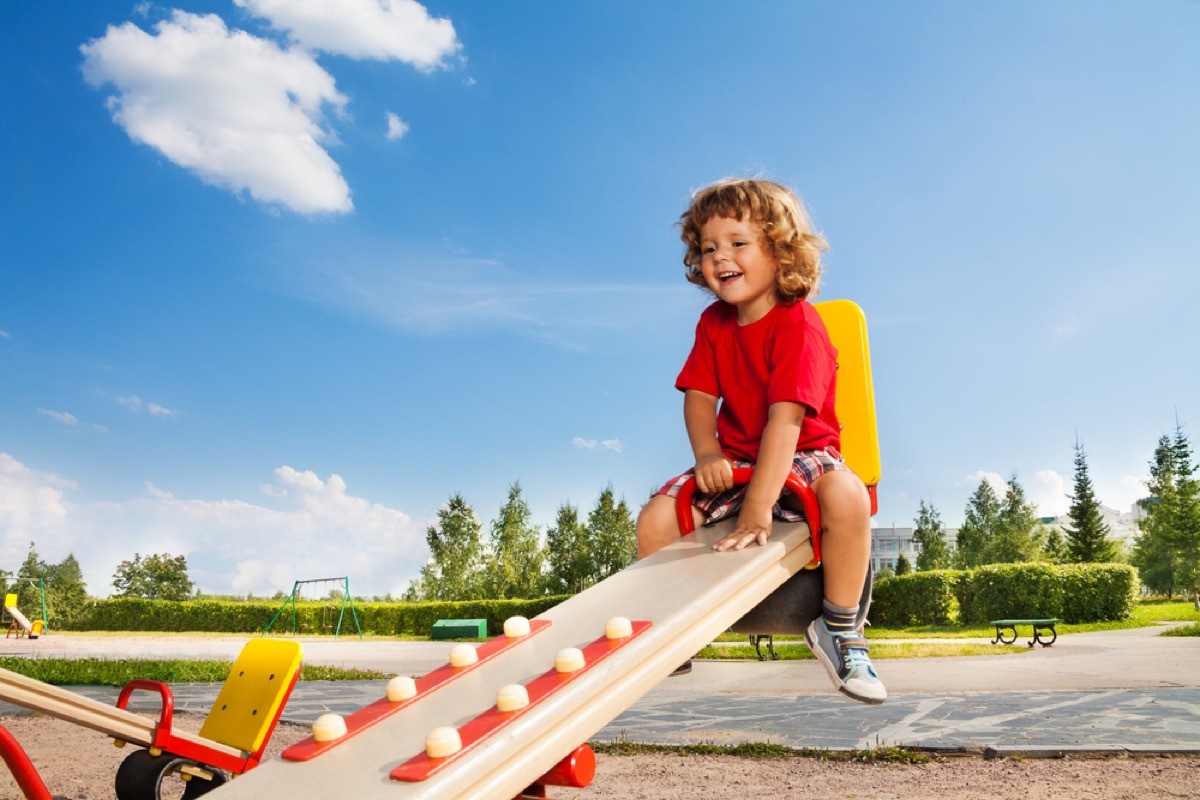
[712,400,805,551]
[684,390,733,494]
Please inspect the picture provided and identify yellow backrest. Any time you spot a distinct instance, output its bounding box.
[814,299,881,487]
[198,638,303,754]
[3,594,16,609]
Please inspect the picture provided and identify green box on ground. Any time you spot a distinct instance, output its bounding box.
[431,618,487,639]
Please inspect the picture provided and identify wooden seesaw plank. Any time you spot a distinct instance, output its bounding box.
[209,515,815,800]
[391,621,650,782]
[282,619,551,762]
[0,667,246,759]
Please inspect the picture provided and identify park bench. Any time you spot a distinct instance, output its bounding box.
[990,618,1062,648]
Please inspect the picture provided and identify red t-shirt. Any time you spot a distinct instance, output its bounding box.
[675,300,840,462]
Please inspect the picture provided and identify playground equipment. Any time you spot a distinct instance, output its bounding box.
[2,576,48,640]
[0,638,303,800]
[208,299,880,800]
[3,594,44,640]
[263,577,362,639]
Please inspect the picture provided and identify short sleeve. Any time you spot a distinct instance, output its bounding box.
[675,305,722,396]
[766,305,837,413]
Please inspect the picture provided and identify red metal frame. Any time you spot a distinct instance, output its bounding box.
[515,744,596,799]
[283,619,553,762]
[116,671,300,775]
[391,620,652,783]
[674,467,824,563]
[0,724,53,800]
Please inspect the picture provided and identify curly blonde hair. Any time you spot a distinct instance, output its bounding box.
[679,178,827,302]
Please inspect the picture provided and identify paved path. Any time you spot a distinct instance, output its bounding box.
[2,624,1197,754]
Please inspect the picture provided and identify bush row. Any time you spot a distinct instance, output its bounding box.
[49,563,1139,634]
[870,563,1139,627]
[56,596,567,636]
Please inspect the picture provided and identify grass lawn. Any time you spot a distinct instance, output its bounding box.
[0,657,385,686]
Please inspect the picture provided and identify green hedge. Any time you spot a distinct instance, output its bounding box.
[870,570,960,627]
[57,596,568,636]
[872,563,1137,626]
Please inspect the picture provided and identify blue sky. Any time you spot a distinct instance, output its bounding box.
[3,1,1197,598]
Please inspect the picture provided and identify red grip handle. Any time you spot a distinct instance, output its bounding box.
[674,466,822,562]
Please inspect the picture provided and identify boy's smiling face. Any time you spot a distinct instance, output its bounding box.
[698,214,781,325]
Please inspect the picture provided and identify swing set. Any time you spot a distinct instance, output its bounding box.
[262,576,362,639]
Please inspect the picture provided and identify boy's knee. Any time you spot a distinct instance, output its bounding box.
[636,495,684,559]
[814,471,870,520]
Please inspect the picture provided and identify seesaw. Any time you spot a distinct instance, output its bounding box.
[0,638,303,799]
[209,299,881,800]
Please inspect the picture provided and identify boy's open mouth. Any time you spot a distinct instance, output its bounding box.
[718,271,742,283]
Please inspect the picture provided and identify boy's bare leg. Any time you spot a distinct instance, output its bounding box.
[804,469,886,704]
[811,470,872,607]
[636,494,704,559]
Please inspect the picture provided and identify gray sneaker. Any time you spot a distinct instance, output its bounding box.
[804,618,887,705]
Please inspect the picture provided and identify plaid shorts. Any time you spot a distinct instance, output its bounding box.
[655,447,850,526]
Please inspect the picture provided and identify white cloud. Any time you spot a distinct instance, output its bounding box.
[386,111,410,141]
[116,395,178,419]
[962,470,1006,497]
[37,409,78,427]
[1028,469,1069,517]
[80,11,353,214]
[0,454,426,598]
[235,0,461,69]
[0,455,77,567]
[573,437,624,454]
[146,403,178,419]
[0,330,11,339]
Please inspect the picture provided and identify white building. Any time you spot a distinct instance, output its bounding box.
[1041,504,1144,550]
[870,524,958,574]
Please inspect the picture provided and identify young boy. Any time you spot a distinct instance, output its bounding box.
[637,178,885,705]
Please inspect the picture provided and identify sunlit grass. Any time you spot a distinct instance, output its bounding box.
[698,641,1018,660]
[0,657,386,686]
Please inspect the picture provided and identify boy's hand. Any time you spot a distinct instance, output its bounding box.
[712,504,773,551]
[694,453,734,494]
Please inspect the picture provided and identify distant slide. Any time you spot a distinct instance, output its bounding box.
[3,593,38,638]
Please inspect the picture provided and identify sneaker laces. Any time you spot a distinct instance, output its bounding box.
[835,634,873,674]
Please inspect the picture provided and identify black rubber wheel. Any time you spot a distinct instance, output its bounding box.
[115,749,228,800]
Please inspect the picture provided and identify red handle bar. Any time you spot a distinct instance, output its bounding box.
[674,466,823,563]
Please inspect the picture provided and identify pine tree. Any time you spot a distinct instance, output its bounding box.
[585,486,637,581]
[894,551,912,576]
[955,480,1000,568]
[983,474,1044,564]
[407,494,485,601]
[1167,425,1200,601]
[1064,440,1119,563]
[1042,526,1069,564]
[482,482,546,599]
[912,500,951,571]
[544,503,591,594]
[1132,435,1181,596]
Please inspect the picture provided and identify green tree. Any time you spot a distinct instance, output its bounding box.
[1042,526,1069,564]
[482,482,546,599]
[406,494,485,601]
[912,500,951,571]
[1134,426,1200,602]
[1132,436,1181,596]
[112,552,194,600]
[1064,440,1119,563]
[544,502,591,594]
[3,544,88,628]
[983,474,1044,564]
[955,479,1000,568]
[894,551,911,576]
[585,486,637,581]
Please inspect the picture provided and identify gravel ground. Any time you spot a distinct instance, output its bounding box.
[0,714,1196,800]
